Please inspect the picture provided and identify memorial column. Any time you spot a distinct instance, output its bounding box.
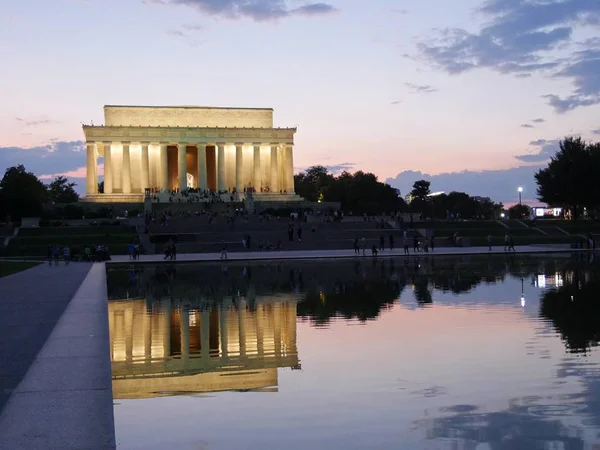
[270,144,279,192]
[197,144,207,190]
[103,142,113,194]
[122,142,131,194]
[219,307,229,359]
[141,142,150,191]
[86,142,97,195]
[253,144,261,191]
[235,144,243,192]
[217,143,226,192]
[160,143,168,192]
[178,143,187,191]
[285,145,294,192]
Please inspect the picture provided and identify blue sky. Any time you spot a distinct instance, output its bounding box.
[0,0,599,204]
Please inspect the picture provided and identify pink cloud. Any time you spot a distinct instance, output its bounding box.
[39,163,104,180]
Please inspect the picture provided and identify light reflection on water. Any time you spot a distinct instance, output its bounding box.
[107,253,600,449]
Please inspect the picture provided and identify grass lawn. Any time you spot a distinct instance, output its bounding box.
[0,261,42,278]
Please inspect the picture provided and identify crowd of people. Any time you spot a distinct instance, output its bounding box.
[46,244,112,264]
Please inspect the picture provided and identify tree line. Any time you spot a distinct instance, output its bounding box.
[294,166,504,218]
[535,136,600,220]
[0,165,79,220]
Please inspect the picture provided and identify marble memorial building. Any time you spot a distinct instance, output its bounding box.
[82,105,297,203]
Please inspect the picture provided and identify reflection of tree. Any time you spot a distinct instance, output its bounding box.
[107,254,587,328]
[540,264,600,353]
[297,280,401,325]
[424,400,586,449]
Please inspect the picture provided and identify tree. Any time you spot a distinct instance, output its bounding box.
[508,204,531,219]
[535,136,598,220]
[47,176,79,203]
[0,165,48,219]
[294,165,334,202]
[410,180,431,199]
[409,180,432,215]
[293,166,407,213]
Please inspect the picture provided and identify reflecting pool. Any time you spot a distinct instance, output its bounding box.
[107,253,600,449]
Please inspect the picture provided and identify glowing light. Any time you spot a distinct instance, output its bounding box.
[518,186,523,193]
[521,296,525,307]
[500,213,505,218]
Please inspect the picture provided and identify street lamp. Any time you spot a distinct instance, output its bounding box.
[518,186,523,206]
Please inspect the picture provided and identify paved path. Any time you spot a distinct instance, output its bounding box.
[0,261,92,413]
[110,244,586,264]
[0,263,115,450]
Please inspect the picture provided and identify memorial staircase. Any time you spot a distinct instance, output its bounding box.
[148,216,413,253]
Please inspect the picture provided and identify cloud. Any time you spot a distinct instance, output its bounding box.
[532,118,545,123]
[514,138,561,163]
[386,165,543,205]
[0,140,87,184]
[521,123,534,128]
[15,117,58,127]
[386,138,562,203]
[391,8,408,14]
[593,128,600,135]
[156,0,337,21]
[391,100,402,105]
[166,29,203,46]
[416,0,600,112]
[323,162,355,174]
[405,83,438,94]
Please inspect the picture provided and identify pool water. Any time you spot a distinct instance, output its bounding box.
[107,253,600,449]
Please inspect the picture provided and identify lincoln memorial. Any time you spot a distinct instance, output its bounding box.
[82,105,298,203]
[109,298,299,398]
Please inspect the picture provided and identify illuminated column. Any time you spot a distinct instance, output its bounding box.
[181,307,189,364]
[162,300,171,358]
[86,142,97,195]
[122,142,131,194]
[238,300,247,357]
[217,143,226,192]
[253,289,264,358]
[143,307,152,363]
[160,143,168,192]
[103,142,113,194]
[178,143,187,191]
[197,144,207,190]
[141,142,150,191]
[273,305,282,358]
[285,145,294,192]
[125,307,134,363]
[270,144,279,191]
[252,144,261,190]
[220,308,229,359]
[235,144,243,192]
[201,312,210,359]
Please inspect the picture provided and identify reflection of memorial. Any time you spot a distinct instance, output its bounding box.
[108,298,298,398]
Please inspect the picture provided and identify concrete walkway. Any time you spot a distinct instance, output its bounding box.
[109,244,585,264]
[0,263,115,450]
[0,262,92,413]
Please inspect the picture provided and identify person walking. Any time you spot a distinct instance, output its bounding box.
[430,236,435,252]
[504,233,510,251]
[389,234,394,250]
[360,237,367,256]
[487,234,493,251]
[508,235,516,252]
[403,236,410,255]
[353,238,360,255]
[63,246,70,265]
[413,235,420,253]
[379,235,385,251]
[220,241,228,260]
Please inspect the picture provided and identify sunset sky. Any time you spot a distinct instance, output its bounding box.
[1,0,599,203]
